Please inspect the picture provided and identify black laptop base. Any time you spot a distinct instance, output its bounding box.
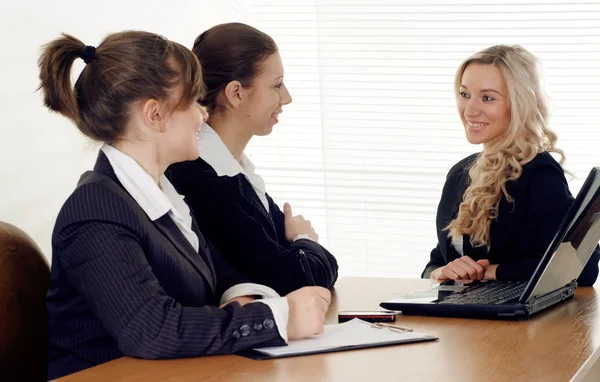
[383,302,532,320]
[380,282,576,320]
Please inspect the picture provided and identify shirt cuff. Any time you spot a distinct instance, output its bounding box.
[293,234,316,243]
[253,297,289,343]
[219,283,280,305]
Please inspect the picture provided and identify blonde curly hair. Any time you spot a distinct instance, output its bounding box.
[445,45,565,249]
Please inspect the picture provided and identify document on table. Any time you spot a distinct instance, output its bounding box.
[247,318,437,359]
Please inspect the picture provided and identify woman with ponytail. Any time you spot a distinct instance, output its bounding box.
[40,31,330,379]
[422,45,599,285]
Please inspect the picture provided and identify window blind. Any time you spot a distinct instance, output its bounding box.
[239,0,600,278]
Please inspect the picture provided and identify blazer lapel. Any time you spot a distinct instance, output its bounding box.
[154,215,216,293]
[190,216,218,283]
[234,175,278,237]
[93,151,217,293]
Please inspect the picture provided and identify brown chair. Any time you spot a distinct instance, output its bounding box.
[0,221,50,382]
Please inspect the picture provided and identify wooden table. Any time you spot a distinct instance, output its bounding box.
[54,277,600,382]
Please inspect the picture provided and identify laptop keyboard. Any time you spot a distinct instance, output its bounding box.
[438,281,527,305]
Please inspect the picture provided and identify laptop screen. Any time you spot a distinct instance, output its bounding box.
[520,167,600,303]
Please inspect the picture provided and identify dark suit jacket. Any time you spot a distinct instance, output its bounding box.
[46,152,285,380]
[167,158,339,296]
[422,152,599,285]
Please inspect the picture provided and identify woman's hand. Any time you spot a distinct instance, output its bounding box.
[431,256,491,281]
[286,287,331,340]
[483,264,498,281]
[283,203,319,242]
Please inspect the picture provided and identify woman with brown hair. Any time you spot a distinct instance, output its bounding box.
[423,45,599,285]
[40,31,330,379]
[168,23,339,296]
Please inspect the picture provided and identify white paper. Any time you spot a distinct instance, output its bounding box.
[252,318,431,357]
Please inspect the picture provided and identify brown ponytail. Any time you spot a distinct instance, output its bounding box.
[38,34,86,124]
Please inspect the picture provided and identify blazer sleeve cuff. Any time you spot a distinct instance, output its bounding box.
[495,259,540,281]
[220,283,281,305]
[252,297,289,343]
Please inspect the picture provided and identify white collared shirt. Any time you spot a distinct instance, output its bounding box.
[197,123,270,212]
[100,144,289,342]
[101,144,200,252]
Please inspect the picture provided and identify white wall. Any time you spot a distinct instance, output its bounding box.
[0,0,240,261]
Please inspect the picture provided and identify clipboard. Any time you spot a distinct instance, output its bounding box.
[237,319,438,360]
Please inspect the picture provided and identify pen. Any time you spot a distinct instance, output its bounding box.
[298,249,316,286]
[371,322,413,333]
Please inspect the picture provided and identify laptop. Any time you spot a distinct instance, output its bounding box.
[381,167,600,320]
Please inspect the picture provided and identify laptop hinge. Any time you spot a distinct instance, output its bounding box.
[524,279,577,305]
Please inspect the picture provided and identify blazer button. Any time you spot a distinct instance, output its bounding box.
[253,322,263,332]
[263,318,275,330]
[232,330,241,339]
[240,324,251,337]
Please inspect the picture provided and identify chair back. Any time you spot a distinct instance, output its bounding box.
[0,221,50,381]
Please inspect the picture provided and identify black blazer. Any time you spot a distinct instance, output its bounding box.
[46,152,285,380]
[167,158,339,296]
[422,152,599,285]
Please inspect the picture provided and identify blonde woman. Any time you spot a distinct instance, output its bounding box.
[422,45,599,285]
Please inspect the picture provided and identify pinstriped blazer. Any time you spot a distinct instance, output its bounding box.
[46,152,285,380]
